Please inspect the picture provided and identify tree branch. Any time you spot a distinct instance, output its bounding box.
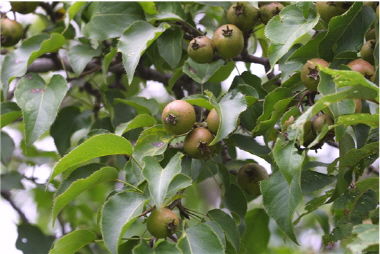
[1,190,29,224]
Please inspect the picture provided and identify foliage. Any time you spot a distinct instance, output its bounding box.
[1,2,379,254]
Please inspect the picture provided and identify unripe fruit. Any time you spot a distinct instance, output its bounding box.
[162,100,196,135]
[206,108,219,134]
[303,120,317,147]
[236,163,269,196]
[365,28,376,41]
[213,24,244,59]
[312,114,334,139]
[1,18,23,47]
[187,36,215,64]
[259,2,284,25]
[315,2,350,23]
[227,2,260,31]
[360,39,376,65]
[347,59,375,82]
[300,58,329,91]
[184,127,214,159]
[11,2,39,14]
[147,208,179,239]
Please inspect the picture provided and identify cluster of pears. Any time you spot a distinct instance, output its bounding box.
[161,100,225,160]
[187,2,284,64]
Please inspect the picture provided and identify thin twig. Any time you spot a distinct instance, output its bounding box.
[1,191,29,224]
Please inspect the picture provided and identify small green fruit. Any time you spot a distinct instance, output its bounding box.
[259,2,284,25]
[147,208,179,239]
[187,36,215,64]
[312,114,334,139]
[300,58,329,91]
[1,18,23,47]
[184,127,214,159]
[162,100,196,135]
[227,2,260,31]
[303,120,317,147]
[315,2,350,23]
[236,163,269,196]
[206,108,219,134]
[365,28,376,41]
[213,24,244,59]
[360,39,376,65]
[11,2,39,14]
[347,59,375,82]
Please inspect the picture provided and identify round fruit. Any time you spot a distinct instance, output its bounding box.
[207,108,219,134]
[1,18,23,47]
[236,163,269,196]
[312,114,334,138]
[354,99,362,114]
[213,24,244,59]
[11,2,39,14]
[259,2,284,25]
[300,58,329,91]
[187,36,215,64]
[227,2,260,31]
[303,120,317,147]
[162,100,196,135]
[147,208,179,239]
[315,2,350,23]
[347,59,375,82]
[360,39,376,65]
[365,28,376,41]
[184,127,214,159]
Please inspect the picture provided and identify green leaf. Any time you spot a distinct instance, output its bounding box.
[208,209,241,253]
[230,71,267,99]
[337,113,379,128]
[52,165,118,225]
[138,2,157,15]
[227,134,271,158]
[65,2,86,28]
[101,191,148,254]
[68,44,102,77]
[273,137,305,185]
[207,91,247,146]
[183,58,226,84]
[252,87,293,137]
[222,184,247,235]
[288,31,327,62]
[241,208,270,254]
[177,223,224,254]
[182,94,213,110]
[133,239,181,254]
[115,114,156,136]
[114,96,159,115]
[132,125,175,165]
[266,5,319,70]
[208,61,235,83]
[261,170,302,244]
[319,3,375,61]
[83,2,145,40]
[347,224,379,254]
[301,170,336,194]
[1,171,24,191]
[157,27,183,70]
[119,21,170,85]
[1,131,15,166]
[142,153,183,209]
[165,173,192,200]
[102,46,117,84]
[50,106,92,156]
[49,229,96,254]
[0,102,22,128]
[49,134,133,182]
[146,2,187,22]
[14,73,68,150]
[1,33,64,94]
[216,163,231,195]
[204,221,226,250]
[118,237,140,254]
[16,224,54,254]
